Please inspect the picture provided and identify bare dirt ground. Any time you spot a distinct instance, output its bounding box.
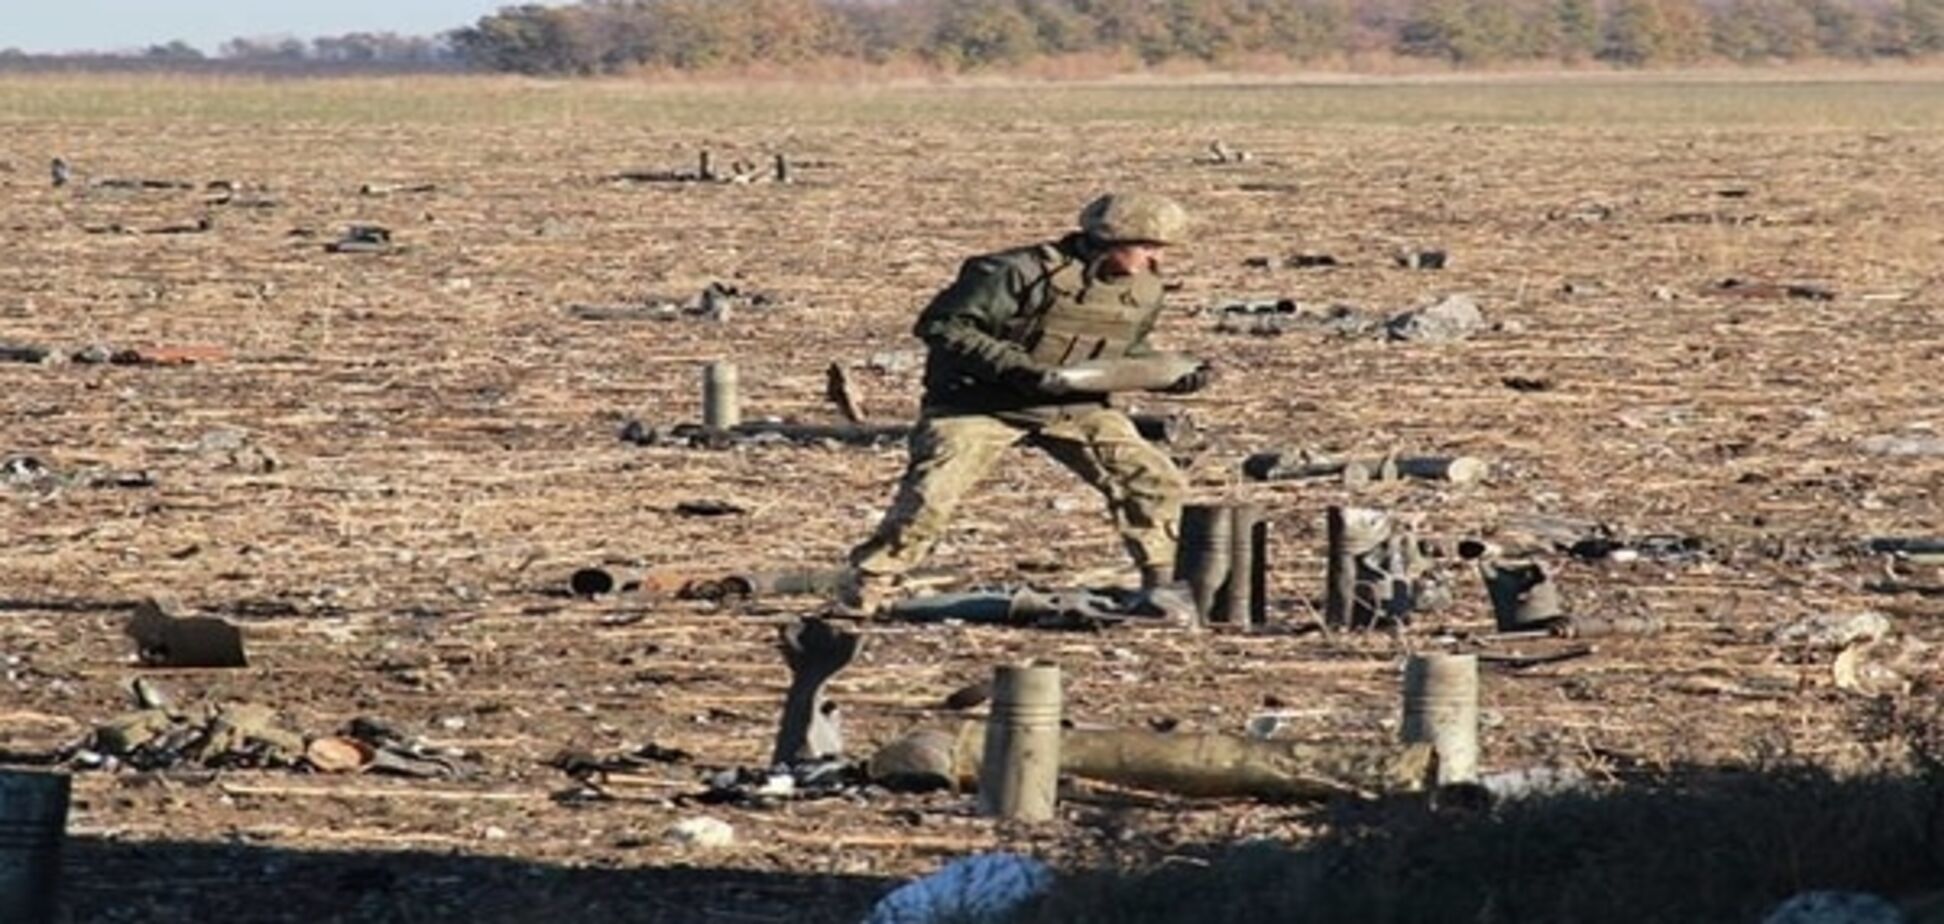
[2,76,1942,922]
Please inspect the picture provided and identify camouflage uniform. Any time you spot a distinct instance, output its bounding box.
[847,194,1196,601]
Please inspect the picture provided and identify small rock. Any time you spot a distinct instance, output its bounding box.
[1651,286,1679,301]
[1478,765,1589,801]
[1858,434,1944,458]
[1396,249,1447,270]
[1771,611,1892,650]
[481,825,509,842]
[664,816,735,850]
[1386,294,1484,344]
[866,351,922,375]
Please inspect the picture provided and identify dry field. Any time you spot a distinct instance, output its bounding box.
[2,74,1942,922]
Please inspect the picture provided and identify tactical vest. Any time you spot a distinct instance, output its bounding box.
[1002,244,1163,367]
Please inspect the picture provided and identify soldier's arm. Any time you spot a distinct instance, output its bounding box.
[912,257,1047,384]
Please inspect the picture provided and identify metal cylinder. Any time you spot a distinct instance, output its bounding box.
[1401,654,1479,785]
[1175,504,1233,624]
[569,567,617,597]
[702,362,740,430]
[1224,503,1268,627]
[0,770,69,924]
[979,664,1062,821]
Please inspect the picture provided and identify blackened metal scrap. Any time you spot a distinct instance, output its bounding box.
[772,619,863,766]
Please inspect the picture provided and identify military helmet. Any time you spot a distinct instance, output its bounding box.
[1078,193,1189,246]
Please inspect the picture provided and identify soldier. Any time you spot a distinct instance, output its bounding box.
[839,192,1208,615]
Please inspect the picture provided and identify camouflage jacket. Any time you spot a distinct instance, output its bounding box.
[914,233,1163,420]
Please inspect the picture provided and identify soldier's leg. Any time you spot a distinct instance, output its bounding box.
[847,414,1022,584]
[1032,408,1189,581]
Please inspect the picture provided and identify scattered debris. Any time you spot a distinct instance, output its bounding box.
[549,742,693,785]
[672,499,747,517]
[305,737,373,774]
[1568,533,1706,565]
[324,225,393,255]
[1244,449,1487,486]
[1215,299,1377,337]
[0,341,49,364]
[568,282,779,323]
[942,680,991,711]
[663,816,736,850]
[1326,507,1440,628]
[1395,248,1447,270]
[106,344,229,367]
[1661,211,1760,226]
[1479,561,1564,632]
[359,182,438,196]
[619,412,1194,452]
[869,728,963,793]
[608,149,798,186]
[1772,611,1891,650]
[1502,376,1553,392]
[1242,252,1339,270]
[1545,201,1615,223]
[1549,614,1661,639]
[773,619,863,766]
[124,597,247,668]
[862,854,1053,924]
[1475,644,1596,668]
[145,216,213,235]
[1714,278,1836,301]
[1832,641,1913,697]
[1478,765,1589,801]
[885,587,1187,631]
[86,701,304,771]
[874,722,1434,801]
[825,362,867,423]
[1857,433,1944,458]
[1202,140,1252,164]
[1386,294,1484,343]
[94,177,194,191]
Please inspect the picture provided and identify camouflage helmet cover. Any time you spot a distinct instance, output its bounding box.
[1077,192,1189,246]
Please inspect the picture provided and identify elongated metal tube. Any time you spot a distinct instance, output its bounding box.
[1044,353,1202,394]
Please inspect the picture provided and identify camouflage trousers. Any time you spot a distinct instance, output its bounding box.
[848,407,1187,581]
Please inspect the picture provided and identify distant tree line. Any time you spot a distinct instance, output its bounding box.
[3,0,1939,75]
[445,0,1944,72]
[0,32,460,75]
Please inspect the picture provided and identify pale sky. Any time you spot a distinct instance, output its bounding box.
[3,1,521,54]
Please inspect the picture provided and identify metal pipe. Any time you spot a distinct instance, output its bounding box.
[979,665,1062,821]
[1175,504,1233,624]
[703,362,740,430]
[1401,653,1479,785]
[1224,503,1266,627]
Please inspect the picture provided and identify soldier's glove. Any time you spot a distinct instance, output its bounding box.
[1004,365,1070,397]
[1162,363,1213,395]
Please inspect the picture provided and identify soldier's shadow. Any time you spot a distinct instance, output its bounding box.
[62,835,894,923]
